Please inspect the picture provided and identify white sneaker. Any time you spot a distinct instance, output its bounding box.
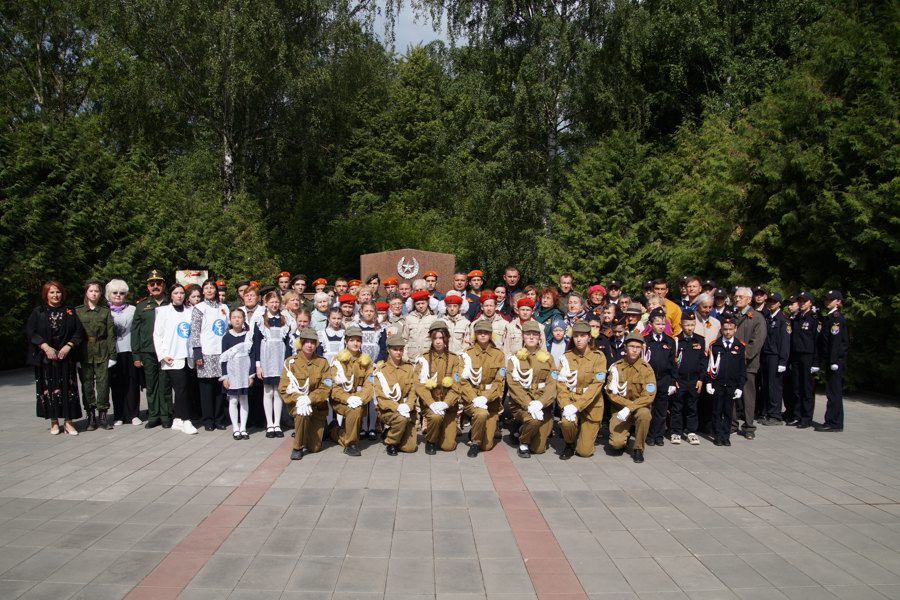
[182,421,198,435]
[671,434,681,445]
[171,418,183,431]
[687,433,700,445]
[113,420,124,427]
[131,417,143,425]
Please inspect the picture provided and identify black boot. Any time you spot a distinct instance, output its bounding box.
[98,411,113,430]
[467,443,480,458]
[85,410,97,431]
[386,444,398,456]
[343,443,361,457]
[560,444,575,460]
[425,442,437,455]
[290,448,304,460]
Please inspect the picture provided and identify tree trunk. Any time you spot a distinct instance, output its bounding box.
[222,133,235,207]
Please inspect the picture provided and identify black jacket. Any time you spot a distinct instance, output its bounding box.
[643,332,677,390]
[790,309,819,360]
[818,310,849,369]
[675,333,706,385]
[762,310,791,366]
[25,304,85,366]
[705,337,747,388]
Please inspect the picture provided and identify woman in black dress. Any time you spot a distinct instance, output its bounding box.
[25,281,85,435]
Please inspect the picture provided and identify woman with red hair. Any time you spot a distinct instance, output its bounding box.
[25,281,85,435]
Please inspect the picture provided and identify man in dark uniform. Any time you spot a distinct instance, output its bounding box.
[789,291,819,428]
[759,292,791,425]
[644,309,676,447]
[705,314,747,446]
[131,270,172,428]
[817,290,849,432]
[671,311,706,445]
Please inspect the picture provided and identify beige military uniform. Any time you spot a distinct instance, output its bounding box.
[606,358,657,451]
[329,351,374,447]
[458,344,506,450]
[404,311,436,362]
[470,314,509,352]
[374,360,418,452]
[444,315,471,355]
[506,348,556,453]
[557,349,608,457]
[278,353,332,453]
[504,318,548,357]
[414,351,462,451]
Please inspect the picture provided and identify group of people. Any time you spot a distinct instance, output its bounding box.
[25,266,849,464]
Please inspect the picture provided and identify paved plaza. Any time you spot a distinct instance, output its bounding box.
[0,368,899,600]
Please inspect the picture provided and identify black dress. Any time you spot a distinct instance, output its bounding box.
[25,305,85,420]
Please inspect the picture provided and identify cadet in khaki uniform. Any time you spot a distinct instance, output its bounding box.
[278,328,333,460]
[329,325,374,457]
[459,320,506,457]
[415,321,463,454]
[503,298,547,357]
[607,332,657,463]
[131,270,172,428]
[442,294,471,354]
[404,290,437,362]
[469,292,509,351]
[557,322,608,459]
[507,320,557,458]
[76,280,117,430]
[376,334,419,455]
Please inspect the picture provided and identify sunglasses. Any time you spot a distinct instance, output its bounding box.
[110,291,126,296]
[148,282,163,287]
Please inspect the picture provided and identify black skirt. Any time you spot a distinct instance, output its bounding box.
[35,358,83,421]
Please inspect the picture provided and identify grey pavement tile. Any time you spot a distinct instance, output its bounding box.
[823,586,890,600]
[284,556,343,591]
[45,548,122,584]
[281,505,324,528]
[356,507,396,532]
[697,555,774,589]
[17,581,80,600]
[434,529,477,558]
[261,528,312,556]
[632,529,692,558]
[386,556,434,596]
[434,558,484,595]
[433,508,471,531]
[91,550,166,585]
[229,590,283,600]
[188,552,253,589]
[218,525,272,555]
[238,504,287,529]
[392,530,434,558]
[334,556,389,593]
[613,557,680,593]
[739,553,818,588]
[467,508,508,532]
[131,523,194,552]
[825,553,900,585]
[69,583,132,600]
[783,551,864,586]
[302,528,353,557]
[669,529,732,556]
[278,592,333,600]
[0,545,40,574]
[569,555,633,594]
[177,588,232,599]
[480,558,533,595]
[599,530,652,559]
[348,528,393,557]
[473,530,521,559]
[0,579,37,599]
[235,554,298,590]
[655,556,727,592]
[2,548,81,581]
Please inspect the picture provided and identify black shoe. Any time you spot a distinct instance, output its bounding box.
[367,430,378,441]
[517,447,531,459]
[607,446,625,456]
[425,442,437,455]
[274,428,284,438]
[560,444,575,460]
[215,423,227,430]
[266,428,275,438]
[632,449,644,463]
[760,417,783,426]
[98,411,113,430]
[386,444,398,456]
[655,437,664,446]
[744,431,755,440]
[797,422,812,429]
[714,438,723,446]
[144,418,161,429]
[467,444,480,458]
[161,421,173,429]
[290,449,304,460]
[723,438,731,446]
[815,425,843,432]
[241,432,249,440]
[344,444,361,457]
[204,425,215,432]
[785,418,799,426]
[86,410,97,431]
[233,432,242,441]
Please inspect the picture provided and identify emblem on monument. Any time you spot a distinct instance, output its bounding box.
[397,256,419,279]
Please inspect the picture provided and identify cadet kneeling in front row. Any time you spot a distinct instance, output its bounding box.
[459,320,507,457]
[415,320,463,455]
[606,332,657,463]
[507,321,556,458]
[329,324,374,457]
[375,334,419,455]
[278,328,332,460]
[557,322,607,459]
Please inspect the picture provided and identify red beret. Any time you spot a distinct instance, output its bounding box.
[411,290,430,302]
[444,295,463,305]
[383,277,398,285]
[348,279,361,287]
[423,271,437,278]
[338,294,357,304]
[516,297,535,308]
[277,271,290,278]
[311,278,327,286]
[479,291,497,303]
[467,269,483,278]
[375,301,390,311]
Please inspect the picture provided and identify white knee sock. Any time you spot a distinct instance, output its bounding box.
[237,394,248,432]
[273,390,283,429]
[229,396,240,431]
[263,384,276,428]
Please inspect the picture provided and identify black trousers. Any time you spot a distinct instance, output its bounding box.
[712,384,737,440]
[167,367,195,421]
[110,351,140,422]
[782,364,797,421]
[824,367,844,428]
[649,389,671,440]
[198,377,225,427]
[760,354,784,420]
[791,354,815,424]
[670,384,699,435]
[733,370,757,433]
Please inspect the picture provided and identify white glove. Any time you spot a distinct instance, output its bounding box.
[347,395,362,409]
[810,366,820,374]
[397,403,411,419]
[562,404,578,422]
[777,365,787,373]
[667,385,676,395]
[616,407,630,421]
[527,400,544,420]
[107,359,117,368]
[430,401,448,416]
[830,364,839,371]
[297,402,313,416]
[733,389,743,400]
[472,396,488,409]
[706,383,715,395]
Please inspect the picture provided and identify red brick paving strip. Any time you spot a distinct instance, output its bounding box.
[483,446,588,600]
[125,439,293,598]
